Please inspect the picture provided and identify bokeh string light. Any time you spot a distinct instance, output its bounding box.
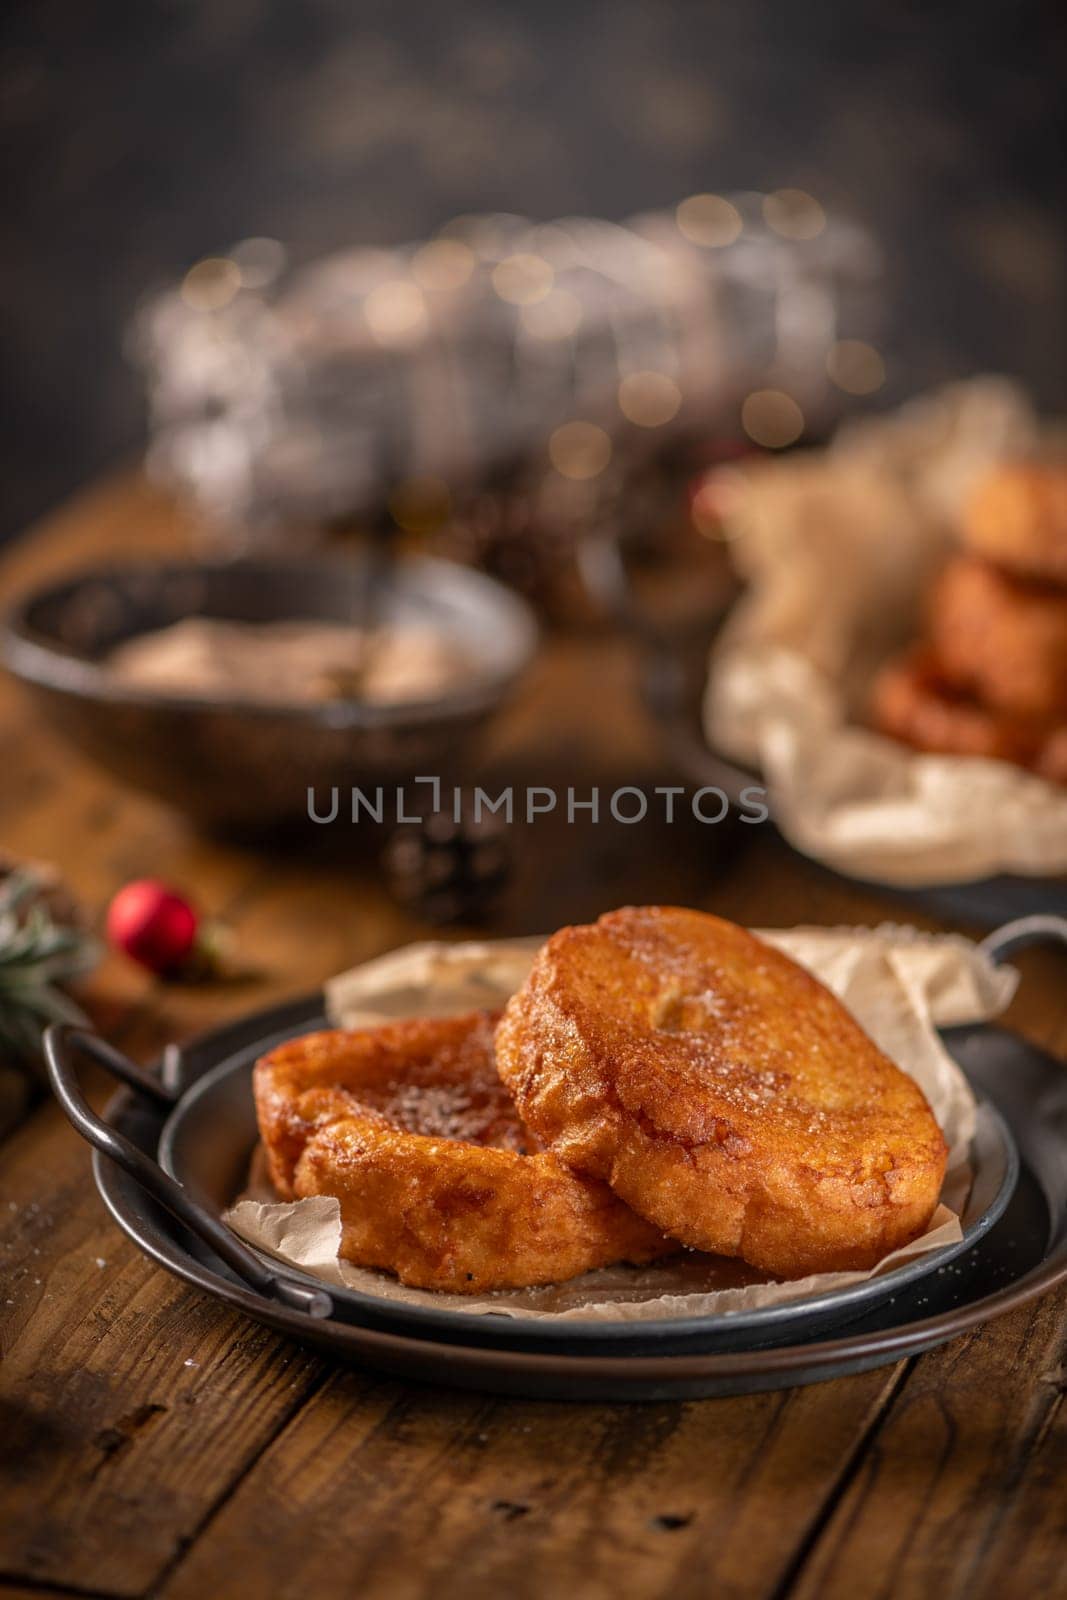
[491,253,555,306]
[135,193,880,540]
[762,189,827,240]
[548,421,612,480]
[180,257,242,312]
[741,388,805,448]
[618,371,682,427]
[675,193,743,247]
[410,238,476,292]
[826,338,886,394]
[363,280,428,346]
[520,289,583,340]
[230,237,287,290]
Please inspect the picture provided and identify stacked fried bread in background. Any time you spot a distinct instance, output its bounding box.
[872,463,1067,782]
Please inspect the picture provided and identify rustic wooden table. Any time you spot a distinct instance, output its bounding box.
[1,477,1065,1600]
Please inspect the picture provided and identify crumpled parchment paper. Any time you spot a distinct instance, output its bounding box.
[224,928,1016,1323]
[703,377,1067,885]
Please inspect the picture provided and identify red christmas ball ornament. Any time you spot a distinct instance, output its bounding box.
[106,880,202,976]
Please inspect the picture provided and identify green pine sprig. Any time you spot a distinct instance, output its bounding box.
[0,870,100,1062]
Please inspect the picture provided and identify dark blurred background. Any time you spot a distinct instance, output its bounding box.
[2,0,1064,544]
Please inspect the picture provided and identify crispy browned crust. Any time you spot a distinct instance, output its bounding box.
[963,463,1067,584]
[495,908,948,1278]
[928,556,1067,719]
[253,1011,671,1294]
[870,643,1064,780]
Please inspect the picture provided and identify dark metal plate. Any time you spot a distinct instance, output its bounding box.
[88,999,1067,1399]
[153,998,1017,1355]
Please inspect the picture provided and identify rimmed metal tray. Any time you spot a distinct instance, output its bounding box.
[45,919,1067,1398]
[167,1009,1015,1353]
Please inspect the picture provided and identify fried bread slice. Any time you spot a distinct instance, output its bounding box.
[495,908,948,1277]
[963,462,1067,584]
[871,643,1064,779]
[928,555,1067,720]
[254,1011,671,1293]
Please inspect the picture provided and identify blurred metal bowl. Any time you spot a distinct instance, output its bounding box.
[2,555,538,830]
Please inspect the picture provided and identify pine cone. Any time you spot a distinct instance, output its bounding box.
[383,805,511,925]
[438,490,578,611]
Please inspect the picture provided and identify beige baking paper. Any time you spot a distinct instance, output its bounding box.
[224,930,1016,1323]
[703,377,1067,885]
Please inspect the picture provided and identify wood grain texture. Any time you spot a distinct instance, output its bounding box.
[789,1293,1067,1600]
[0,1087,325,1596]
[159,1366,907,1600]
[0,973,331,1596]
[965,1345,1067,1600]
[0,1586,101,1600]
[0,475,1064,1599]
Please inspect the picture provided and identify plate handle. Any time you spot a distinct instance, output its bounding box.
[980,914,1067,965]
[44,1023,333,1320]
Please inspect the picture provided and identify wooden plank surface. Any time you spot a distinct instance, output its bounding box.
[1,1103,323,1595]
[790,1293,1067,1600]
[159,1366,908,1600]
[0,476,1064,1600]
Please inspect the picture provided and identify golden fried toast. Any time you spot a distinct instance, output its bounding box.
[496,908,948,1278]
[254,1011,671,1293]
[870,644,1064,780]
[929,556,1067,720]
[963,462,1067,584]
